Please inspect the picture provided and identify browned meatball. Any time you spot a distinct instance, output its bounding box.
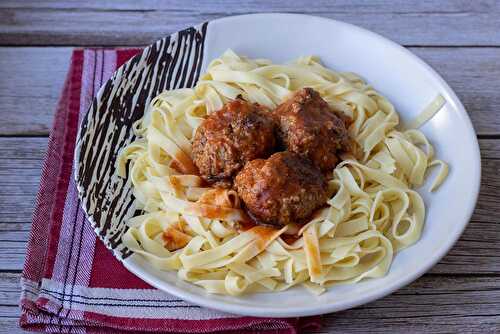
[192,99,276,187]
[234,152,328,227]
[272,87,353,173]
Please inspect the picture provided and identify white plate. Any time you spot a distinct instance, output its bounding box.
[75,13,481,317]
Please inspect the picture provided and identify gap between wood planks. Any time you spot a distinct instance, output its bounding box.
[1,135,499,332]
[0,137,499,274]
[1,1,500,46]
[1,272,499,305]
[1,47,500,136]
[1,271,499,334]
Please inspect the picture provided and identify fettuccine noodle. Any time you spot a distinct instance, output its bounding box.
[118,50,448,295]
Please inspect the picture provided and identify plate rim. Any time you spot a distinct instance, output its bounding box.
[74,12,482,317]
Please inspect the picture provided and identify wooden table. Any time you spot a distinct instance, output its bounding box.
[1,1,499,333]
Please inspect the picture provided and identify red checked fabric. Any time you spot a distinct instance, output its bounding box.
[19,49,321,333]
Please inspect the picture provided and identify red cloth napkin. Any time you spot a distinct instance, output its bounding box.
[19,49,321,333]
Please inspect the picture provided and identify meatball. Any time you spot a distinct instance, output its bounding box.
[272,87,353,173]
[235,151,328,227]
[192,99,276,187]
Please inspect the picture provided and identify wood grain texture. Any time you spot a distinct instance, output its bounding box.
[0,3,499,332]
[3,0,499,11]
[319,275,500,333]
[0,273,21,306]
[1,272,498,333]
[1,47,500,136]
[0,137,498,274]
[0,318,21,334]
[0,275,22,333]
[0,48,70,135]
[412,48,500,136]
[0,137,46,225]
[1,1,500,46]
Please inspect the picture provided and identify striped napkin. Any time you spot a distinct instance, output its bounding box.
[19,48,321,333]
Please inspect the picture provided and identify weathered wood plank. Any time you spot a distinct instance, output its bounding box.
[0,47,499,136]
[0,137,499,273]
[1,2,498,332]
[1,272,498,333]
[0,318,22,334]
[0,138,46,225]
[0,137,43,268]
[430,224,500,274]
[319,275,500,333]
[2,219,496,273]
[0,48,70,136]
[0,232,28,271]
[412,48,500,135]
[0,273,20,307]
[0,226,30,271]
[1,1,500,46]
[0,275,23,333]
[3,0,499,12]
[0,306,21,318]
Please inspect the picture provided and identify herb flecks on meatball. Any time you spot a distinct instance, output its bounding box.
[192,99,276,188]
